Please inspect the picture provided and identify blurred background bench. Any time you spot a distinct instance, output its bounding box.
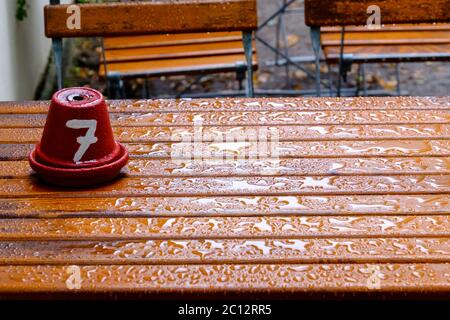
[45,0,258,98]
[305,0,450,96]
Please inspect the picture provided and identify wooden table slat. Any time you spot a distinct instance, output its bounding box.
[1,264,448,296]
[1,157,450,178]
[0,216,448,240]
[1,124,450,143]
[1,109,449,127]
[1,194,447,218]
[2,140,450,161]
[0,97,449,114]
[1,238,449,265]
[0,175,449,198]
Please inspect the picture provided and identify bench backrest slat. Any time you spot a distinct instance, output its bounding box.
[45,0,257,38]
[305,0,450,27]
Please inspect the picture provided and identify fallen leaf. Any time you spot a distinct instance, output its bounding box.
[257,72,272,84]
[287,34,300,47]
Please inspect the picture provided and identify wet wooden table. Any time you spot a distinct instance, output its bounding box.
[0,97,448,299]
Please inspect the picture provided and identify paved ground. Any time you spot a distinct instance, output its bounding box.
[67,0,450,98]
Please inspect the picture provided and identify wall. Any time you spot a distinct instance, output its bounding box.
[0,0,51,101]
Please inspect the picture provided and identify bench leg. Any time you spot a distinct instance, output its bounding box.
[356,64,365,96]
[236,63,246,92]
[327,63,334,96]
[100,38,112,98]
[242,31,254,98]
[310,27,321,96]
[52,38,63,90]
[356,64,368,96]
[279,10,292,89]
[142,78,150,99]
[119,78,126,98]
[238,78,244,91]
[108,74,122,99]
[361,64,368,96]
[396,63,401,95]
[49,2,63,90]
[337,26,346,97]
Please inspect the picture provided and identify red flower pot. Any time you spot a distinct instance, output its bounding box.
[29,87,128,187]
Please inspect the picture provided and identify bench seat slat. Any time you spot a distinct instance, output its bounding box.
[103,32,243,50]
[322,28,450,43]
[323,39,450,46]
[321,24,450,33]
[102,40,249,64]
[324,44,450,63]
[320,24,450,63]
[100,53,257,77]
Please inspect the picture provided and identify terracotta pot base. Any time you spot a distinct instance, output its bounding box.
[29,142,128,187]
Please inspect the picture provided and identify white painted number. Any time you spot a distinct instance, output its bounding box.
[66,119,98,163]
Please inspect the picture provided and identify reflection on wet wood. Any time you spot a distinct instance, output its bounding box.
[0,97,449,297]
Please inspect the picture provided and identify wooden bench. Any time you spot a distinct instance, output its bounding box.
[45,0,258,98]
[305,0,450,96]
[99,31,257,97]
[0,96,449,298]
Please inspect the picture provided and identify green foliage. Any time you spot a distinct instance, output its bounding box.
[16,0,27,21]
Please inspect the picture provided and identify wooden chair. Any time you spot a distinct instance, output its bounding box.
[100,31,257,98]
[44,0,258,97]
[304,0,450,96]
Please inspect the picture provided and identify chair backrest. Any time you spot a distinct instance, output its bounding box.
[305,0,450,27]
[45,0,257,38]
